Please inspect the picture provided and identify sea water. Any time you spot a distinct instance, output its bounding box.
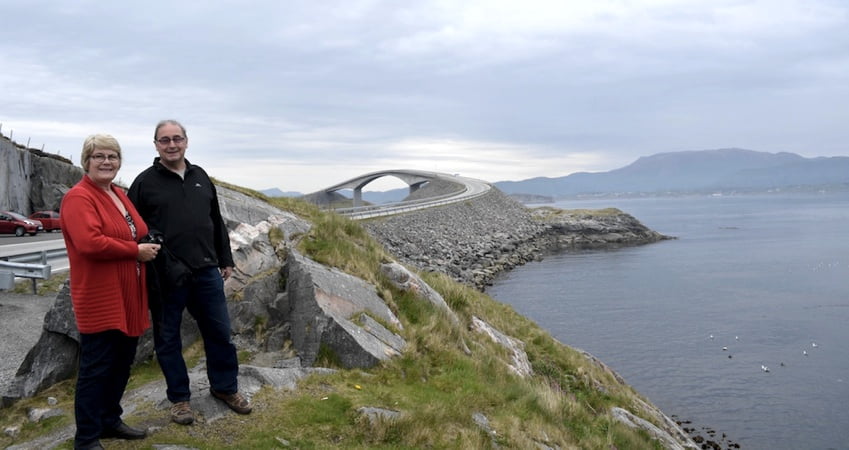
[486,191,849,450]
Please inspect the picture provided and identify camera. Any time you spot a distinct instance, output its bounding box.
[141,230,165,245]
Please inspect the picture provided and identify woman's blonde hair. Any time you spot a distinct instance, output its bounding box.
[81,134,122,170]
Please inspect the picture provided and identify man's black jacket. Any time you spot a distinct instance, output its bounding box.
[128,157,234,272]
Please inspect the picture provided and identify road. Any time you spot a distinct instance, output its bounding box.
[0,231,65,245]
[0,232,69,273]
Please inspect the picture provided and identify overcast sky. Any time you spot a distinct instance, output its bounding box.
[3,1,848,193]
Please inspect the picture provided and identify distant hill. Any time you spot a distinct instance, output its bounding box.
[361,188,408,204]
[260,188,303,198]
[261,187,409,204]
[495,148,849,198]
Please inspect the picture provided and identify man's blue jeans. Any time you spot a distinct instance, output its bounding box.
[75,330,138,448]
[151,266,239,402]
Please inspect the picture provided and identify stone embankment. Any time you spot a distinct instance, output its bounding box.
[364,189,673,290]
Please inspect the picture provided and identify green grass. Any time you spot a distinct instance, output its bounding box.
[0,189,674,449]
[531,206,625,220]
[11,271,69,295]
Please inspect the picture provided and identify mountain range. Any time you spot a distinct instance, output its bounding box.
[494,148,849,198]
[262,148,849,202]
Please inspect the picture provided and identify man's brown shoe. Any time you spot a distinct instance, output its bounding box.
[170,401,195,425]
[210,389,252,414]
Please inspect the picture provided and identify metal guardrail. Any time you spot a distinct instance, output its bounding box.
[332,188,469,219]
[0,240,66,293]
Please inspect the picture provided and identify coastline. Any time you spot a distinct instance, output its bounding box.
[364,188,673,291]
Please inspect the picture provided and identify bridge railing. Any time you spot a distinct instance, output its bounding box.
[331,188,466,217]
[332,182,490,220]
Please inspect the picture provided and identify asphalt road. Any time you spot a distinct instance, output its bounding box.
[0,230,64,245]
[0,291,55,393]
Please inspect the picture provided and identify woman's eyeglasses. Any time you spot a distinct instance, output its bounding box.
[90,154,120,163]
[156,136,186,145]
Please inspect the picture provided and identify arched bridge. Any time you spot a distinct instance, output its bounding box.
[323,169,445,207]
[310,169,492,219]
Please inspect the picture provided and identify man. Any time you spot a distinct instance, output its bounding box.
[128,119,251,425]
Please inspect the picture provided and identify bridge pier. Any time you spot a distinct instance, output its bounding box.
[353,188,363,207]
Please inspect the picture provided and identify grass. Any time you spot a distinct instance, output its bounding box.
[11,271,69,296]
[531,206,625,220]
[0,189,673,449]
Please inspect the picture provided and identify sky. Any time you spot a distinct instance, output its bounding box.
[2,0,848,194]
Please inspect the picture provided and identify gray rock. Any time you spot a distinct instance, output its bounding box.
[611,407,699,450]
[472,412,499,448]
[286,250,405,368]
[27,407,64,423]
[357,406,403,425]
[380,261,459,325]
[469,316,532,378]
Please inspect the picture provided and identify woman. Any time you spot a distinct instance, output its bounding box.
[60,134,161,450]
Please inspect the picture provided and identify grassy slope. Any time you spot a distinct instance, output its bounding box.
[1,184,666,449]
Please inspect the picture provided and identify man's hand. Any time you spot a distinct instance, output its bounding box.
[221,266,233,280]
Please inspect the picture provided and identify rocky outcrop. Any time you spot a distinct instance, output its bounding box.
[531,206,673,249]
[612,407,699,450]
[287,250,405,368]
[469,316,532,378]
[0,133,82,214]
[380,261,459,325]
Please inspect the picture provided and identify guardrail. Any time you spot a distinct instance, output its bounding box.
[332,188,469,219]
[0,240,66,293]
[0,260,51,292]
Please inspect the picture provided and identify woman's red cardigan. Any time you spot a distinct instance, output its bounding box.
[60,175,150,336]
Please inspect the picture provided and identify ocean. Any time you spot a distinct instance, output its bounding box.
[486,191,849,450]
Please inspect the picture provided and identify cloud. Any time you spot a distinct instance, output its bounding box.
[2,0,848,193]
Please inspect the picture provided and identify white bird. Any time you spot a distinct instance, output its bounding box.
[761,365,770,373]
[735,336,739,341]
[812,342,818,348]
[722,346,728,351]
[709,334,714,340]
[803,350,808,356]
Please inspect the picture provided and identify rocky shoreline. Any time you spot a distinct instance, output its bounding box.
[364,188,674,291]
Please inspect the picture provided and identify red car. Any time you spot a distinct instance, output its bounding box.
[0,211,41,236]
[30,211,61,231]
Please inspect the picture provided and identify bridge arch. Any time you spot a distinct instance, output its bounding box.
[321,170,442,207]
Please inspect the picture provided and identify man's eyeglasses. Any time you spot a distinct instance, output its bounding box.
[156,136,186,145]
[90,154,120,163]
